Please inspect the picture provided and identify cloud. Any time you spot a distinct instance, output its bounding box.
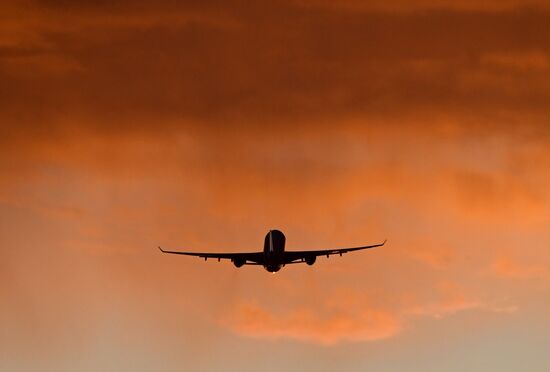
[408,240,454,270]
[406,281,482,318]
[2,1,550,135]
[481,51,550,71]
[223,300,401,345]
[1,1,549,361]
[491,257,549,280]
[297,0,550,12]
[0,53,85,76]
[222,281,516,345]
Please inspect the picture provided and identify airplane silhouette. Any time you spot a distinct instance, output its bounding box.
[159,229,386,273]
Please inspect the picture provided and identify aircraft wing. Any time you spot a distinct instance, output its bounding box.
[158,247,265,265]
[283,240,386,264]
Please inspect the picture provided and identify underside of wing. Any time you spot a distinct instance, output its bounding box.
[158,247,265,266]
[283,240,386,265]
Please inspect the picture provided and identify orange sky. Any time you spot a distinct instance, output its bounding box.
[2,1,550,370]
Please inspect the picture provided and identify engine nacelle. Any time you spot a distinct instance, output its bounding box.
[305,255,316,266]
[233,258,245,268]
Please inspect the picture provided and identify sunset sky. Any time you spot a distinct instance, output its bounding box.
[2,1,550,371]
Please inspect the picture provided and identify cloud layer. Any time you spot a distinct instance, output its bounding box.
[2,1,550,369]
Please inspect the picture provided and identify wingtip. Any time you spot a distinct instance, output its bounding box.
[158,246,164,253]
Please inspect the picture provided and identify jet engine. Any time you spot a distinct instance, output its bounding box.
[233,258,245,268]
[305,255,316,266]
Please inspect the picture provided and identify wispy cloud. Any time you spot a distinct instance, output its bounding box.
[223,281,515,345]
[491,256,549,280]
[223,300,401,345]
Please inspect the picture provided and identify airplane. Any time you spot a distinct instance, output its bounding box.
[159,229,386,273]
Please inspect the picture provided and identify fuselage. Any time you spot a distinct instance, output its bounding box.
[263,229,285,272]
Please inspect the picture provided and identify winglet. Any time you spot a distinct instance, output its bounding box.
[158,246,166,253]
